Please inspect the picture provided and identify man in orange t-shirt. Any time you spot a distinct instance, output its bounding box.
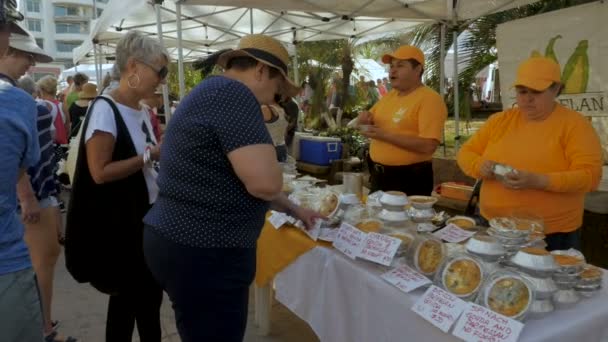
[358,45,447,195]
[457,57,602,250]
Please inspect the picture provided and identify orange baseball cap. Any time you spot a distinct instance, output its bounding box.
[381,45,425,67]
[512,57,561,91]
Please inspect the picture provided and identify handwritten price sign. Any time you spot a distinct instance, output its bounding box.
[333,222,367,259]
[452,303,524,342]
[268,211,288,229]
[358,233,402,266]
[433,223,477,243]
[412,285,467,333]
[381,265,431,293]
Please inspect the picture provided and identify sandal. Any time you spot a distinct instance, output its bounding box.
[44,330,78,342]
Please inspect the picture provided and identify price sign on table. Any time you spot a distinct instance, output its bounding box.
[452,302,524,342]
[268,211,288,229]
[358,233,402,266]
[294,219,322,241]
[333,222,367,259]
[412,285,467,333]
[381,265,431,293]
[433,223,476,243]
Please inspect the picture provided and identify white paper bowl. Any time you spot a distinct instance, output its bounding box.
[529,299,554,318]
[551,250,585,274]
[465,234,506,258]
[482,274,533,320]
[552,289,580,307]
[408,195,438,209]
[318,192,340,218]
[511,248,558,273]
[439,255,484,298]
[521,275,558,299]
[408,207,436,223]
[489,217,529,238]
[380,191,409,206]
[578,265,603,286]
[411,236,446,276]
[378,209,409,223]
[339,193,361,205]
[446,216,477,230]
[354,219,384,233]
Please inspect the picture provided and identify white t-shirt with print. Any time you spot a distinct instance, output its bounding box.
[84,95,158,204]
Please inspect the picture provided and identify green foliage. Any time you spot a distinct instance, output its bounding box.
[166,63,203,99]
[319,127,368,160]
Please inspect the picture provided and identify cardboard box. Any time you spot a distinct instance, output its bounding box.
[440,182,474,201]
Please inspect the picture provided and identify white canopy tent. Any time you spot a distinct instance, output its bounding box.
[74,0,541,139]
[59,63,114,84]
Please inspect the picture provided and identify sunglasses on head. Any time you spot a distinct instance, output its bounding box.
[137,59,168,79]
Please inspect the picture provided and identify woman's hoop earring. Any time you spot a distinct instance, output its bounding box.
[127,74,141,89]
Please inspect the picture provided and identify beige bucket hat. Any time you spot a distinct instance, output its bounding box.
[217,34,300,97]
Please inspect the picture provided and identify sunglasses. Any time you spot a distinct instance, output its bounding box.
[137,59,168,80]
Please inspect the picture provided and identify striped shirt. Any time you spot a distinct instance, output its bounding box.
[27,101,57,200]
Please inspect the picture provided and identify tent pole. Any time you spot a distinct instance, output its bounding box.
[93,43,100,85]
[155,0,172,123]
[453,28,460,150]
[293,30,299,85]
[176,2,185,100]
[250,8,254,34]
[440,23,446,157]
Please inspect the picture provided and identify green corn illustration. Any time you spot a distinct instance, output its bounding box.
[544,35,562,66]
[530,50,542,58]
[562,40,589,94]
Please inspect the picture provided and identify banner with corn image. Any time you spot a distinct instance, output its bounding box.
[497,1,608,162]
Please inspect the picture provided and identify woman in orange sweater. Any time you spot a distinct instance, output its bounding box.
[457,56,602,251]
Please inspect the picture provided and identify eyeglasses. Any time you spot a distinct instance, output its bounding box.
[137,59,168,80]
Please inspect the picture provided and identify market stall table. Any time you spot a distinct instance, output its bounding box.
[256,224,608,341]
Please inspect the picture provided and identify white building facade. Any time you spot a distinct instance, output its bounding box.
[19,0,109,80]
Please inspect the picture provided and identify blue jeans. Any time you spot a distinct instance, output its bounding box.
[545,229,582,251]
[0,268,43,342]
[143,227,255,342]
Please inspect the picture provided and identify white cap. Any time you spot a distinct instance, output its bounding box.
[9,23,52,63]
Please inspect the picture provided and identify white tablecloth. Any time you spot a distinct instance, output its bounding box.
[274,247,608,342]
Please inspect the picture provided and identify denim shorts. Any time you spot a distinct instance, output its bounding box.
[39,195,59,209]
[0,268,43,342]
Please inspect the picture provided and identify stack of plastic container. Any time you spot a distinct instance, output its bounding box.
[575,265,603,297]
[509,248,558,318]
[551,250,586,307]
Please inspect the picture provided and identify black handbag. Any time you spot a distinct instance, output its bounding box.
[64,96,150,295]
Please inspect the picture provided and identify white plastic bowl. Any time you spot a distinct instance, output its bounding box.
[380,191,409,206]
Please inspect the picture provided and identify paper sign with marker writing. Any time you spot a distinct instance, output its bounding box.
[381,265,431,293]
[412,285,467,333]
[333,222,367,259]
[433,223,476,243]
[268,211,288,229]
[452,302,524,342]
[358,233,402,266]
[303,219,323,241]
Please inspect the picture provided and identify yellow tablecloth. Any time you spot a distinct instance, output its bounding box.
[255,214,331,286]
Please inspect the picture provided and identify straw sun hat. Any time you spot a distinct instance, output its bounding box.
[78,82,98,100]
[216,34,300,97]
